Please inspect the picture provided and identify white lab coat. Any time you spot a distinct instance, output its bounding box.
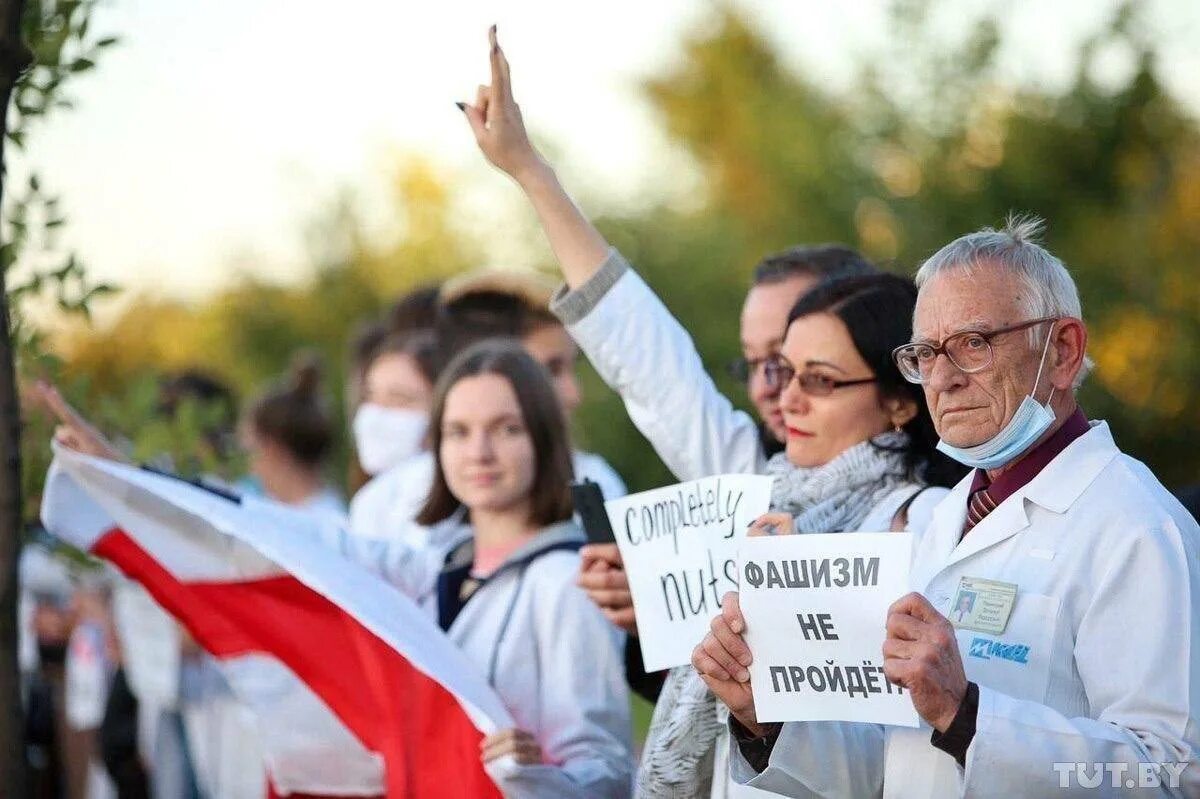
[552,249,770,482]
[730,421,1200,798]
[349,449,627,542]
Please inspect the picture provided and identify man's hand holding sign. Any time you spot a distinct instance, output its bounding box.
[882,592,969,733]
[577,543,637,635]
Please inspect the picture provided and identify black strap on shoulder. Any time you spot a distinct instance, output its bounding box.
[435,539,584,633]
[890,486,931,531]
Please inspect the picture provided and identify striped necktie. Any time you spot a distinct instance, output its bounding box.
[962,485,997,536]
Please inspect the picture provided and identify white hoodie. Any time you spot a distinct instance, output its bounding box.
[321,518,634,798]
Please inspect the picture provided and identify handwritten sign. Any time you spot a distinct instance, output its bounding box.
[607,474,773,671]
[739,532,918,727]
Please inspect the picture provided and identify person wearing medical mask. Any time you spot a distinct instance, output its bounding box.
[352,331,437,476]
[345,285,441,494]
[695,217,1200,798]
[351,268,628,543]
[348,330,438,540]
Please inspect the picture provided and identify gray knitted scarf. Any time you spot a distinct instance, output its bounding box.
[635,432,913,798]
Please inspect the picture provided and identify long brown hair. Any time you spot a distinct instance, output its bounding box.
[415,340,574,527]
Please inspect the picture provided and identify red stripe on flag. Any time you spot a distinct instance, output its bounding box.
[94,528,501,799]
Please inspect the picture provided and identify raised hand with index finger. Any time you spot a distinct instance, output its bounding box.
[459,26,546,185]
[34,381,127,462]
[455,26,613,290]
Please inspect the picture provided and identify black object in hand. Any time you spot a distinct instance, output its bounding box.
[571,479,616,545]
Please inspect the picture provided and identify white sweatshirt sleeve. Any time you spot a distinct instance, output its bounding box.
[492,559,633,798]
[313,520,443,600]
[551,249,768,481]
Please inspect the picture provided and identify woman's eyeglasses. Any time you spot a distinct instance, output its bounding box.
[763,357,876,397]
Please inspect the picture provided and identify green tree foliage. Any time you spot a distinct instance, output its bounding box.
[582,0,1200,489]
[56,0,1200,497]
[5,0,118,519]
[55,158,484,494]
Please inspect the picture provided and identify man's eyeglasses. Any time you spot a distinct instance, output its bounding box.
[727,356,778,387]
[891,316,1059,384]
[763,357,876,397]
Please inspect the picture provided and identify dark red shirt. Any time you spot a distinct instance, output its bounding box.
[967,407,1091,510]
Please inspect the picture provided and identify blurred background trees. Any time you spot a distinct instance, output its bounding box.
[44,0,1200,498]
[2,0,121,787]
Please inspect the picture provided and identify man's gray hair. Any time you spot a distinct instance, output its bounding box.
[915,214,1093,387]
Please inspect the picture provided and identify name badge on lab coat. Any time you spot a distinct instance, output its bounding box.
[949,576,1017,635]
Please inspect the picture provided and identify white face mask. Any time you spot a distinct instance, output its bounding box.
[352,404,428,475]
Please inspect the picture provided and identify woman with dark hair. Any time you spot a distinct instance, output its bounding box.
[242,354,344,521]
[325,340,633,797]
[769,273,965,489]
[346,330,439,537]
[635,274,964,797]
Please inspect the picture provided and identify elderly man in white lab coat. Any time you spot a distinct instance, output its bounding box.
[694,216,1200,798]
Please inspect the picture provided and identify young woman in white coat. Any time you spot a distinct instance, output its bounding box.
[325,340,634,798]
[347,329,441,539]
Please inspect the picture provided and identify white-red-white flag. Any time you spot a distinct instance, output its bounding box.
[42,445,513,798]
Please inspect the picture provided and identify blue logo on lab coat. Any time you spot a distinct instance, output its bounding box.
[968,636,1030,664]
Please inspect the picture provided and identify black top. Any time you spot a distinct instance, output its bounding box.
[623,637,667,703]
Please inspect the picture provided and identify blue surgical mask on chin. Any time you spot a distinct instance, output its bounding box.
[936,325,1058,471]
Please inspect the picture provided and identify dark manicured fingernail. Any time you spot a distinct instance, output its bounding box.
[455,102,466,113]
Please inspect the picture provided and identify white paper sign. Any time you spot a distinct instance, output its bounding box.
[608,474,773,671]
[739,532,918,727]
